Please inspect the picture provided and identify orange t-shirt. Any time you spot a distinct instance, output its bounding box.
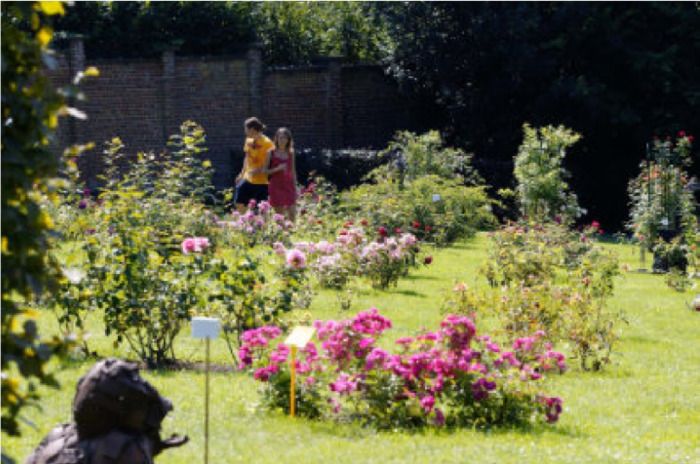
[242,135,275,184]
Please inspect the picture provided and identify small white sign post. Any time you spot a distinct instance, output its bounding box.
[191,317,220,464]
[283,326,316,418]
[432,193,442,202]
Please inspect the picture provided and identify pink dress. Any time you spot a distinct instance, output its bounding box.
[268,150,297,207]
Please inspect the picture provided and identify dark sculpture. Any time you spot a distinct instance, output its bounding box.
[26,358,188,464]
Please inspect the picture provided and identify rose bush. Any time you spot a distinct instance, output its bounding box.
[464,220,623,371]
[51,123,312,366]
[239,309,566,429]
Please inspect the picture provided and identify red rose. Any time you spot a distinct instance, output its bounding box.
[591,220,600,230]
[412,220,421,229]
[344,221,354,227]
[424,256,433,265]
[394,227,402,235]
[425,225,433,232]
[688,135,695,143]
[378,226,388,237]
[360,219,369,226]
[679,130,686,137]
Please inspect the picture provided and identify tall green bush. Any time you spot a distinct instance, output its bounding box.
[513,124,583,222]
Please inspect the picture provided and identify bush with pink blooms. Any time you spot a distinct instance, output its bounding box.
[215,199,295,247]
[54,123,312,366]
[278,225,425,290]
[471,220,623,371]
[239,309,566,429]
[58,124,217,366]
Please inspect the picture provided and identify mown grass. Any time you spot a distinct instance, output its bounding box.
[4,235,700,463]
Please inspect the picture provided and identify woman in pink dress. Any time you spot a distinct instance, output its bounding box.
[264,127,298,221]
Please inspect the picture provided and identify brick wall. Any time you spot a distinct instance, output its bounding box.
[49,40,417,189]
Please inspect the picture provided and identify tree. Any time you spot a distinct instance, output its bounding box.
[53,2,388,64]
[380,2,700,228]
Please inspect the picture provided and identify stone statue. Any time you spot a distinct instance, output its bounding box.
[26,358,188,464]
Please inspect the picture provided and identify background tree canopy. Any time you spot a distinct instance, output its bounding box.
[53,1,700,229]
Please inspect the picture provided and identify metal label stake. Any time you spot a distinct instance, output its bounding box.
[191,317,220,464]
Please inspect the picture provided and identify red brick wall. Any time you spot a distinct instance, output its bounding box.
[262,67,336,149]
[341,66,420,148]
[47,41,417,189]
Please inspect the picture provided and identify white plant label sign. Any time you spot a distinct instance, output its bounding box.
[191,317,220,339]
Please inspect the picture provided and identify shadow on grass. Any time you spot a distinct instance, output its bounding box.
[447,241,479,251]
[389,289,427,298]
[296,416,587,440]
[405,274,439,281]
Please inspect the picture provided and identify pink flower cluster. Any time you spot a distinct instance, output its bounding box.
[285,248,307,270]
[216,200,294,240]
[181,237,210,254]
[280,225,423,289]
[239,309,566,426]
[314,308,392,369]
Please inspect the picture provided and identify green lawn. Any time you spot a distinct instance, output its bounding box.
[4,235,700,463]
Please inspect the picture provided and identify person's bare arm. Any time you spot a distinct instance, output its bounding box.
[236,146,248,182]
[263,149,285,175]
[262,149,276,175]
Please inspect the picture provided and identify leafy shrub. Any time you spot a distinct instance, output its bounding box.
[357,233,422,289]
[652,237,690,273]
[383,130,482,184]
[240,309,566,429]
[474,221,623,371]
[215,200,294,247]
[664,269,694,293]
[207,246,310,363]
[55,123,311,366]
[289,224,425,290]
[513,124,583,222]
[342,174,496,246]
[294,176,346,241]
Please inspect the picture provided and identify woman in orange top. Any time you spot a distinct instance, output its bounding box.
[234,117,275,212]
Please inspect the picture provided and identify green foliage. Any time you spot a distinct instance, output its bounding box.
[208,253,309,363]
[664,269,694,293]
[652,237,691,274]
[81,128,214,366]
[383,130,482,185]
[54,1,255,58]
[293,176,345,241]
[477,221,623,371]
[513,124,583,222]
[380,2,700,228]
[50,123,311,367]
[627,134,697,252]
[341,132,496,249]
[54,2,388,64]
[1,1,76,446]
[343,175,496,246]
